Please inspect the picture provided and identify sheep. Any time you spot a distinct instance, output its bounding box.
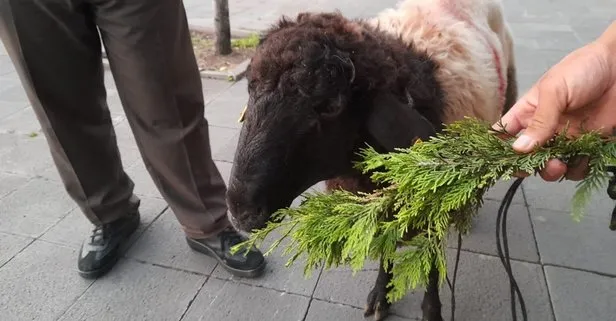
[225,0,518,320]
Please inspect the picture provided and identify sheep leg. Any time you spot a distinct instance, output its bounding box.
[420,260,444,321]
[502,64,518,115]
[364,258,393,321]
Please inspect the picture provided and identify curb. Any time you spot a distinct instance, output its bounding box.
[188,24,261,39]
[199,58,250,82]
[101,56,250,83]
[101,54,250,83]
[101,25,257,82]
[189,24,257,82]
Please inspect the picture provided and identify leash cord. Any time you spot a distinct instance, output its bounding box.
[446,165,616,321]
[446,232,463,321]
[447,177,527,321]
[496,177,527,321]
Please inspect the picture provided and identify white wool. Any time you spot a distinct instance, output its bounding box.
[369,0,516,124]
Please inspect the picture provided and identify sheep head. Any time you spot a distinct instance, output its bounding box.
[226,12,442,233]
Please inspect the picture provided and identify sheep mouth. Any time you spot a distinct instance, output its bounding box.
[227,198,293,234]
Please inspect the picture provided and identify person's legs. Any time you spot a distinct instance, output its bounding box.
[0,0,140,278]
[93,0,265,277]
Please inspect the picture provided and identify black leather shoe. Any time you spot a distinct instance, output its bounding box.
[186,229,266,278]
[77,211,140,279]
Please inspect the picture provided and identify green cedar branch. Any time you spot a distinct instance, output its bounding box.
[232,117,616,303]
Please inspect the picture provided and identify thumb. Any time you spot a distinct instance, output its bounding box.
[512,77,566,153]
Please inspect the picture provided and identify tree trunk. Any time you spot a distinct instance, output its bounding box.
[214,0,232,55]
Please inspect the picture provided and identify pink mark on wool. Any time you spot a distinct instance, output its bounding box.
[438,0,507,107]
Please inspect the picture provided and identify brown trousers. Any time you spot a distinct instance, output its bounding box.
[0,0,230,239]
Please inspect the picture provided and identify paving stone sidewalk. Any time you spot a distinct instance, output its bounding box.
[1,1,616,321]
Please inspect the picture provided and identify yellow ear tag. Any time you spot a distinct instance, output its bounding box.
[238,105,247,123]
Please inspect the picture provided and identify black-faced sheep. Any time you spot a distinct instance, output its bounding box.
[226,0,518,320]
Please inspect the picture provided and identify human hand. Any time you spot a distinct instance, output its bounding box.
[495,22,616,181]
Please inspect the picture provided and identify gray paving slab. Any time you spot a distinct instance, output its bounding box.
[0,100,26,120]
[185,0,405,31]
[203,78,235,105]
[211,229,323,296]
[103,69,117,90]
[314,264,425,320]
[438,250,554,321]
[209,181,331,295]
[122,150,233,200]
[212,131,240,162]
[0,67,19,81]
[0,55,15,76]
[516,71,546,94]
[0,177,76,238]
[101,73,232,116]
[0,77,28,119]
[112,118,137,149]
[509,21,583,53]
[0,80,28,105]
[530,207,616,276]
[571,16,615,44]
[0,132,55,177]
[124,161,164,199]
[0,172,29,199]
[502,0,577,25]
[0,71,23,93]
[544,266,616,321]
[58,259,206,321]
[215,160,233,186]
[0,231,32,267]
[210,125,241,162]
[40,196,167,249]
[104,91,126,117]
[447,200,539,263]
[35,163,64,182]
[305,299,415,321]
[125,209,219,275]
[0,240,94,321]
[313,249,553,321]
[111,120,144,169]
[483,179,525,204]
[512,45,570,91]
[0,106,41,136]
[181,277,311,321]
[0,0,613,320]
[204,79,249,130]
[523,176,615,219]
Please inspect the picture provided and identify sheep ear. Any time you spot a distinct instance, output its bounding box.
[366,92,437,152]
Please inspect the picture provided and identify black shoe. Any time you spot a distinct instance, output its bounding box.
[186,229,266,278]
[77,211,140,279]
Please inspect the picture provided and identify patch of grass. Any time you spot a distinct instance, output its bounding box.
[191,32,211,49]
[231,33,260,49]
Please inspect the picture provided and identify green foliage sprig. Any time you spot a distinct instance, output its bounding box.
[232,117,616,302]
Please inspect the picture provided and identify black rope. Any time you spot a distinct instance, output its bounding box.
[446,232,463,321]
[447,167,616,321]
[447,178,526,321]
[496,177,527,321]
[606,166,616,230]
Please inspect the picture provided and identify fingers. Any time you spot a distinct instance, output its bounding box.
[493,87,538,136]
[539,159,567,181]
[512,170,530,178]
[494,105,525,136]
[564,156,590,181]
[535,156,590,182]
[512,76,567,153]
